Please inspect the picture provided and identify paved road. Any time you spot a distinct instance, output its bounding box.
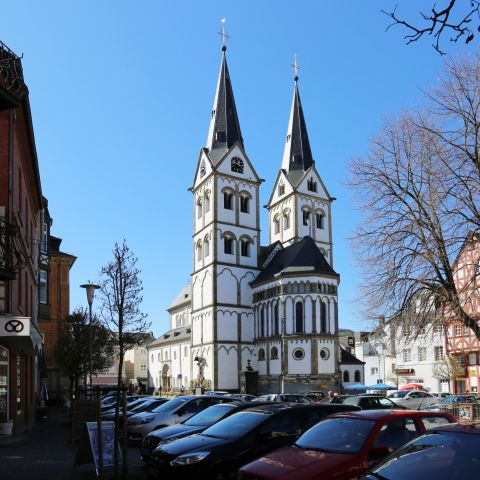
[0,407,146,480]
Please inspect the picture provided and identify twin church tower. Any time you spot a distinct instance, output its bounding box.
[188,45,341,392]
[149,45,341,394]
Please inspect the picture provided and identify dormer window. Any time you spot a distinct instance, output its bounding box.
[307,178,317,192]
[231,157,244,174]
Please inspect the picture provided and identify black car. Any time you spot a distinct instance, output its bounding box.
[342,394,406,410]
[140,401,272,462]
[146,402,360,479]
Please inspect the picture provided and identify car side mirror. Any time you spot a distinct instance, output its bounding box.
[370,446,390,458]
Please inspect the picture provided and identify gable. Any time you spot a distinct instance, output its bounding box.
[192,149,214,190]
[214,143,260,182]
[267,169,294,207]
[295,165,331,200]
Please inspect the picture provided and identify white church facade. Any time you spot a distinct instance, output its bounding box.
[148,46,341,393]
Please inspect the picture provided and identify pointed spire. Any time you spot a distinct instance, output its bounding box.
[205,46,244,162]
[281,67,314,173]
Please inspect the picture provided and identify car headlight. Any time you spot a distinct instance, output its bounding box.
[129,417,154,426]
[170,451,210,466]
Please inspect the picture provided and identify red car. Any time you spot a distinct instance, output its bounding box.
[238,410,455,480]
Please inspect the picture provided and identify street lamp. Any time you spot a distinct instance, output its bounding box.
[80,282,100,389]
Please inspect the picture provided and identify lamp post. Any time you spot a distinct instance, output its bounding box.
[80,283,100,389]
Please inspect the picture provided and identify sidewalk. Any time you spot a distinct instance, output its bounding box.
[0,407,147,480]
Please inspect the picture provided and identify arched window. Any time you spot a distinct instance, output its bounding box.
[274,303,279,335]
[354,370,361,382]
[283,211,290,230]
[224,236,233,255]
[196,241,202,261]
[295,302,304,333]
[240,194,250,213]
[197,197,203,218]
[173,351,177,360]
[240,238,251,257]
[320,301,327,333]
[258,348,265,361]
[270,347,278,360]
[307,178,317,192]
[316,213,324,229]
[273,215,280,234]
[343,370,350,383]
[278,183,285,196]
[223,191,233,210]
[204,236,210,257]
[205,191,211,213]
[302,208,310,226]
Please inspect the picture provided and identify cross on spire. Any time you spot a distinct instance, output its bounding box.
[218,18,230,50]
[291,54,301,81]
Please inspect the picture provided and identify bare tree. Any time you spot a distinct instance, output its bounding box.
[383,1,480,54]
[99,240,149,478]
[55,308,115,396]
[350,54,480,341]
[433,355,464,383]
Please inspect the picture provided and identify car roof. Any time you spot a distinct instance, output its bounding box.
[329,409,450,421]
[429,422,480,434]
[241,403,356,414]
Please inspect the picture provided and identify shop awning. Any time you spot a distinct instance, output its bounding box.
[0,315,43,355]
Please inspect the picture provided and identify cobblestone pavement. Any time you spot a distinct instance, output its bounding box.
[0,407,146,480]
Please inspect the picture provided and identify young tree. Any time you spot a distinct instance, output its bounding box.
[99,240,149,478]
[55,308,115,395]
[350,53,480,340]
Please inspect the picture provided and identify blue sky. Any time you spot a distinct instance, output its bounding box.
[2,1,469,335]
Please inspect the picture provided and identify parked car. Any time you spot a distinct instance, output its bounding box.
[224,394,257,402]
[363,422,480,480]
[426,394,478,412]
[140,401,271,462]
[146,403,360,479]
[126,395,232,443]
[253,394,313,403]
[387,390,438,410]
[102,397,168,420]
[304,391,325,402]
[101,394,146,412]
[342,395,406,410]
[206,390,229,396]
[238,409,455,480]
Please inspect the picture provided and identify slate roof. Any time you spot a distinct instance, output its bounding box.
[281,79,314,180]
[251,236,339,286]
[340,347,365,365]
[206,47,243,165]
[147,326,192,348]
[167,283,192,312]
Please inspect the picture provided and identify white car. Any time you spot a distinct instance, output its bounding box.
[387,390,438,410]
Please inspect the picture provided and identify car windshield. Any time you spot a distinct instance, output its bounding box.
[342,397,360,406]
[184,404,236,427]
[128,399,151,411]
[295,417,376,454]
[389,391,408,399]
[202,411,269,439]
[372,431,480,480]
[151,397,188,413]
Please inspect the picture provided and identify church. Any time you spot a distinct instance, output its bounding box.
[147,45,341,393]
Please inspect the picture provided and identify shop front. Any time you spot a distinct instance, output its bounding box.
[0,315,42,436]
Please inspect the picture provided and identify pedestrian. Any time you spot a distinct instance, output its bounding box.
[180,385,185,394]
[331,393,342,404]
[327,391,334,402]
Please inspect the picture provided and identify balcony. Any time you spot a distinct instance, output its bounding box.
[0,219,27,280]
[0,41,25,110]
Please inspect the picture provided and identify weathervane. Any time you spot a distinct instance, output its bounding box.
[219,18,230,49]
[291,54,301,81]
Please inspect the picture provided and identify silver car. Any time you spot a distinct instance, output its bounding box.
[252,393,313,403]
[126,395,229,442]
[387,390,438,410]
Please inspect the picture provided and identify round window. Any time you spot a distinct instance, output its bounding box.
[320,348,330,360]
[292,348,305,360]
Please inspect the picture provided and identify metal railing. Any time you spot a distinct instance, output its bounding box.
[0,219,27,280]
[439,403,480,422]
[0,41,24,96]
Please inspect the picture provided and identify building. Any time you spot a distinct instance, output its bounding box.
[148,45,341,393]
[37,197,76,403]
[340,347,365,389]
[445,232,480,394]
[0,41,43,435]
